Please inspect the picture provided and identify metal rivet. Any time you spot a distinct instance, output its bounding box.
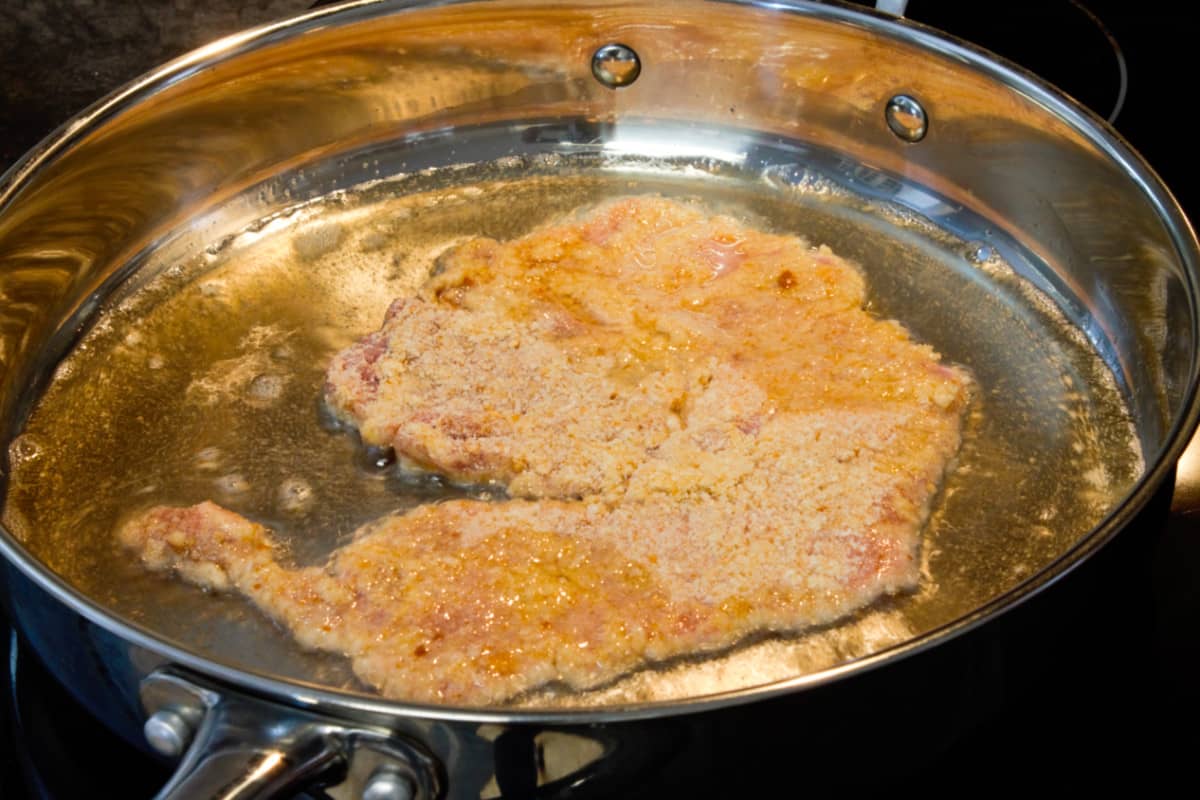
[362,768,415,800]
[143,709,193,759]
[885,94,928,142]
[591,43,641,89]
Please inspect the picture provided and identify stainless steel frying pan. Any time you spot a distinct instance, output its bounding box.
[0,1,1196,797]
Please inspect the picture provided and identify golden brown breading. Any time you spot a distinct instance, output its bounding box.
[122,197,972,705]
[325,197,968,501]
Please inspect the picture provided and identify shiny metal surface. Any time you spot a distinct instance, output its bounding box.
[885,94,929,142]
[0,0,1197,796]
[1,0,1195,712]
[3,131,1147,710]
[590,43,641,89]
[1174,436,1200,512]
[360,769,416,800]
[874,0,908,16]
[144,708,194,759]
[142,671,441,800]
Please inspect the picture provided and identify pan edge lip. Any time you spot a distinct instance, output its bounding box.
[1,0,1198,724]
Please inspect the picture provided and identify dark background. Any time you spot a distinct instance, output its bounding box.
[1,1,1197,797]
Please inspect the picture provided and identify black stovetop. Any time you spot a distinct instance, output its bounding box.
[1,1,1198,797]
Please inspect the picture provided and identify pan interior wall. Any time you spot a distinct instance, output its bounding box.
[1,120,1142,707]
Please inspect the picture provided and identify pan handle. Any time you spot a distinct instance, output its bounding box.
[141,670,442,800]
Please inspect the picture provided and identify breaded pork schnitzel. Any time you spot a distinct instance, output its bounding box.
[325,197,968,501]
[121,197,971,705]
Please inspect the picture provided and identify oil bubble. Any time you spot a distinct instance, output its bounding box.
[9,434,43,464]
[215,473,250,495]
[247,374,285,403]
[278,477,314,513]
[361,444,395,471]
[965,242,995,264]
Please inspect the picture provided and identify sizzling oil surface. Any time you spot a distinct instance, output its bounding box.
[2,163,1142,705]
